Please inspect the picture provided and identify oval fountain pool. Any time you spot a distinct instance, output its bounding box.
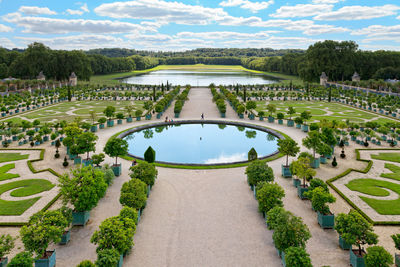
[120,121,281,165]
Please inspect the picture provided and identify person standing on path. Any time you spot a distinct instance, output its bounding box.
[201,113,204,120]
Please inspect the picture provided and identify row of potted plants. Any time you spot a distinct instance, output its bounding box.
[174,85,191,118]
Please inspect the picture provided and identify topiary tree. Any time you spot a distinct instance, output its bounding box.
[76,260,95,267]
[278,139,300,167]
[245,160,274,187]
[144,146,156,163]
[284,247,312,267]
[365,246,393,267]
[0,234,15,262]
[335,210,378,255]
[92,153,105,167]
[104,137,128,166]
[20,209,68,259]
[120,178,148,210]
[130,161,158,187]
[256,182,285,214]
[103,106,116,122]
[248,147,258,161]
[8,252,34,267]
[95,249,120,267]
[91,216,136,255]
[58,166,107,212]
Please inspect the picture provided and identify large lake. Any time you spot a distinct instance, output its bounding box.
[122,69,278,86]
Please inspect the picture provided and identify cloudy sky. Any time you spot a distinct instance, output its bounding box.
[0,0,399,51]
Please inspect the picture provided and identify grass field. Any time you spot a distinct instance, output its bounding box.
[90,64,301,85]
[5,100,144,123]
[0,153,29,163]
[256,101,396,124]
[381,163,400,181]
[346,178,400,215]
[0,179,54,216]
[0,163,19,181]
[371,152,400,163]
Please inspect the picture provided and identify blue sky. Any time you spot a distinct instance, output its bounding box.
[0,0,399,51]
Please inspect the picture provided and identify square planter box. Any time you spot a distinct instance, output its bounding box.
[297,185,309,199]
[74,157,82,165]
[72,210,90,226]
[296,124,301,129]
[156,113,162,119]
[0,257,8,267]
[350,249,366,267]
[112,164,122,176]
[320,156,327,164]
[395,254,400,267]
[145,114,152,120]
[83,159,93,167]
[99,124,105,129]
[238,114,244,119]
[287,120,294,127]
[43,136,49,142]
[90,125,98,132]
[293,178,301,188]
[267,116,275,123]
[220,113,226,118]
[107,120,114,127]
[35,250,56,267]
[126,117,133,123]
[311,158,320,169]
[12,136,17,141]
[174,113,180,118]
[302,124,309,132]
[281,165,292,178]
[59,229,71,245]
[339,236,352,250]
[281,250,286,267]
[259,116,264,121]
[317,211,335,228]
[117,119,123,125]
[117,254,123,267]
[278,119,283,125]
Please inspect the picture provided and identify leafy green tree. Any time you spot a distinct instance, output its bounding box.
[58,166,107,212]
[0,234,15,259]
[365,246,393,267]
[104,137,128,165]
[91,216,136,254]
[256,182,285,214]
[266,207,292,231]
[20,210,68,258]
[101,165,115,186]
[75,132,98,160]
[335,210,378,255]
[120,178,148,210]
[95,249,120,267]
[284,247,312,267]
[76,260,95,267]
[308,187,335,215]
[300,111,312,125]
[103,106,116,121]
[287,106,296,120]
[291,157,316,187]
[119,206,138,225]
[130,161,158,186]
[278,139,300,167]
[266,103,276,117]
[8,252,34,267]
[245,160,274,187]
[302,131,322,160]
[92,153,105,167]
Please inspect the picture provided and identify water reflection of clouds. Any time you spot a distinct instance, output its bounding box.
[204,152,246,164]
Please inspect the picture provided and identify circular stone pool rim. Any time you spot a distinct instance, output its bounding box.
[117,120,285,167]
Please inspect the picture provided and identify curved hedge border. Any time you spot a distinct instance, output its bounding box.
[111,120,290,169]
[327,148,400,226]
[0,148,61,227]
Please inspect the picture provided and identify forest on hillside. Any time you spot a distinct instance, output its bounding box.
[1,41,400,83]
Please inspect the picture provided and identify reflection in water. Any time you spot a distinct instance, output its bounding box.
[267,133,276,141]
[122,69,279,86]
[124,123,278,164]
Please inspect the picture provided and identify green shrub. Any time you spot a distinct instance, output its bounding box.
[120,178,147,210]
[119,206,138,225]
[0,234,15,258]
[285,247,312,267]
[245,160,274,187]
[102,166,115,186]
[256,182,285,214]
[130,162,158,186]
[95,249,120,267]
[144,146,156,163]
[76,260,95,267]
[8,251,34,267]
[266,206,292,231]
[365,246,393,267]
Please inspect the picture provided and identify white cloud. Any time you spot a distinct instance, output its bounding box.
[176,30,273,39]
[16,34,124,50]
[314,5,400,20]
[352,25,400,43]
[271,4,332,18]
[0,24,12,32]
[3,12,154,34]
[67,3,89,16]
[18,6,57,15]
[204,153,246,164]
[312,0,343,3]
[95,0,228,25]
[219,0,274,13]
[0,38,16,49]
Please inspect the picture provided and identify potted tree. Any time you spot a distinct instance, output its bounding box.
[58,166,107,226]
[391,234,400,266]
[258,111,265,121]
[59,207,73,245]
[276,112,284,125]
[267,103,276,123]
[120,178,148,220]
[135,109,142,121]
[245,160,274,191]
[125,105,134,122]
[116,113,124,125]
[284,247,312,267]
[237,104,245,119]
[336,210,378,267]
[98,117,106,129]
[95,249,122,267]
[20,210,68,267]
[0,234,15,267]
[104,137,128,177]
[8,251,34,267]
[286,106,296,127]
[309,187,336,228]
[246,101,256,120]
[302,130,322,169]
[92,153,105,168]
[89,110,98,132]
[365,246,393,267]
[291,156,316,199]
[130,161,158,194]
[277,139,300,178]
[294,117,303,129]
[103,106,116,127]
[300,111,312,132]
[75,132,98,166]
[256,182,285,218]
[317,143,332,164]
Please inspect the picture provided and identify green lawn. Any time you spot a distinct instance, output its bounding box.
[7,100,144,123]
[0,163,19,181]
[381,163,400,181]
[0,179,55,216]
[0,153,29,163]
[371,153,400,163]
[346,178,400,215]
